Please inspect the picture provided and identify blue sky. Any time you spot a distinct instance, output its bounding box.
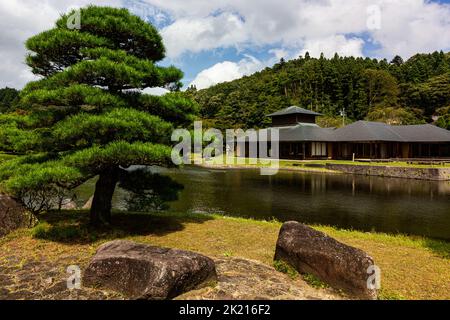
[1,0,450,89]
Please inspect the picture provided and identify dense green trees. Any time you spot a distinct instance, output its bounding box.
[366,107,424,125]
[190,51,450,129]
[435,106,450,130]
[0,87,19,113]
[0,6,197,225]
[362,69,399,109]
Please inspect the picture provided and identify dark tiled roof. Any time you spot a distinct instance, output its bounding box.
[332,121,403,142]
[278,124,335,142]
[333,121,450,142]
[391,124,450,142]
[267,106,322,117]
[266,121,450,143]
[264,123,335,142]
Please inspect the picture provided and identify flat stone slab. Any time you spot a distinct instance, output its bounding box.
[177,257,342,300]
[84,240,217,299]
[274,222,378,299]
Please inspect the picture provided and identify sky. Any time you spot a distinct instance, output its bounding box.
[1,0,450,91]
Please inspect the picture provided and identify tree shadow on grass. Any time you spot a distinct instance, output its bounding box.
[422,238,450,259]
[32,210,214,245]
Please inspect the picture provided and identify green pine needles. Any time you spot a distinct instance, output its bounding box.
[0,6,198,225]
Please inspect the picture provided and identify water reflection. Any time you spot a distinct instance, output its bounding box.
[74,166,450,240]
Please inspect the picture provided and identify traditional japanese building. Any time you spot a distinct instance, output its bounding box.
[266,106,450,160]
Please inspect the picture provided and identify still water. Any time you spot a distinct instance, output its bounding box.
[75,166,450,240]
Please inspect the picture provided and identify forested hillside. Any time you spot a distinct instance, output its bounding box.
[187,51,450,130]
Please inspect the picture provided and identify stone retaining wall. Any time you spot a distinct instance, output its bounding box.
[325,164,450,181]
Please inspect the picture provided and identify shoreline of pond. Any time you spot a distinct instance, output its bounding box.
[196,162,450,181]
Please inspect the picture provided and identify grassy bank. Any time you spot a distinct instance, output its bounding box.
[1,210,449,300]
[285,159,450,168]
[200,156,450,168]
[194,155,450,177]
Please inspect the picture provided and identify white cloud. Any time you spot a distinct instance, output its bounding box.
[0,0,120,89]
[370,0,450,58]
[269,48,289,60]
[142,87,169,96]
[161,12,247,58]
[189,55,265,89]
[299,35,365,58]
[145,0,450,59]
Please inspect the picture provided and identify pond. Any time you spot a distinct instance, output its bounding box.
[75,166,450,240]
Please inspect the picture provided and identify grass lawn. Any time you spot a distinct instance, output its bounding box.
[0,153,15,162]
[1,210,448,300]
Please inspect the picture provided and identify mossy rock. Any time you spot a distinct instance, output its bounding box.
[0,194,38,237]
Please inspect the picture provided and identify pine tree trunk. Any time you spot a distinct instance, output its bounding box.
[90,168,119,226]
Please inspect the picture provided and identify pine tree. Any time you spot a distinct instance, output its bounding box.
[0,6,197,225]
[390,55,404,66]
[0,87,19,113]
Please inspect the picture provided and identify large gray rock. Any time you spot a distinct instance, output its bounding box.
[0,194,38,237]
[84,240,217,300]
[274,221,378,299]
[177,257,342,300]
